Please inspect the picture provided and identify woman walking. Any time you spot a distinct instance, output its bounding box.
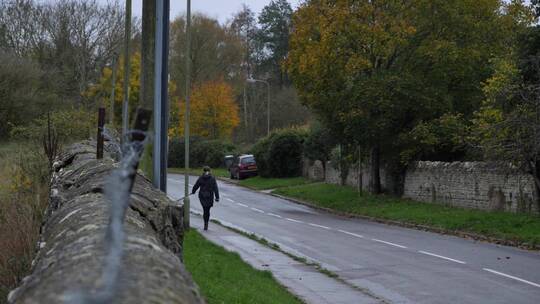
[191,166,220,230]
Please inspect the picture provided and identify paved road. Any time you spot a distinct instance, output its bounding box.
[167,174,540,304]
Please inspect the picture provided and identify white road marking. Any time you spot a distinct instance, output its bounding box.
[251,207,265,213]
[268,213,282,218]
[483,268,540,288]
[236,203,249,207]
[371,238,407,249]
[371,239,407,248]
[309,223,331,230]
[226,198,235,203]
[286,218,304,224]
[338,229,364,238]
[418,250,466,264]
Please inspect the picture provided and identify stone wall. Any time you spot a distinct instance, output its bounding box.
[403,161,538,213]
[8,141,204,303]
[303,159,392,192]
[303,159,538,214]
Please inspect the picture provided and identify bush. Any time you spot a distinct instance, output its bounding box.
[10,108,96,143]
[168,137,236,168]
[252,128,307,178]
[252,135,273,177]
[168,137,187,168]
[304,122,336,164]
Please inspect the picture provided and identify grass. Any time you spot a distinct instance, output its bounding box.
[210,219,339,280]
[0,142,49,301]
[274,183,540,246]
[168,167,229,178]
[183,230,303,304]
[238,176,313,190]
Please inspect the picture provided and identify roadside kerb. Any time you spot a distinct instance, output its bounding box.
[268,193,540,251]
[211,176,540,251]
[188,209,386,304]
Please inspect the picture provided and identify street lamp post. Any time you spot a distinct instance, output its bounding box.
[183,0,192,229]
[246,78,270,136]
[122,0,132,140]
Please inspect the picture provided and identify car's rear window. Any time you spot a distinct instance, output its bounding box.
[241,156,255,164]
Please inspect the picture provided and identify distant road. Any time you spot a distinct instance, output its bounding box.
[168,174,540,304]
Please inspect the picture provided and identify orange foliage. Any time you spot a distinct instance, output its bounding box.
[171,80,239,140]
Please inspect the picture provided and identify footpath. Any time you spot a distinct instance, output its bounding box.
[189,213,381,304]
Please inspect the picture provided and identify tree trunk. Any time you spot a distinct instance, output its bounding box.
[369,145,381,194]
[358,146,363,195]
[339,144,347,186]
[321,159,327,182]
[532,161,540,212]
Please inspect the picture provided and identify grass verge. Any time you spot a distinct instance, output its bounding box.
[238,176,313,190]
[210,219,338,279]
[274,183,540,247]
[183,230,303,304]
[168,167,229,178]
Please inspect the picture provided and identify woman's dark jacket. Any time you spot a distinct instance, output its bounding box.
[191,174,219,207]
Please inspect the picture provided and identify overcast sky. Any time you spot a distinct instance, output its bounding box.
[119,0,302,24]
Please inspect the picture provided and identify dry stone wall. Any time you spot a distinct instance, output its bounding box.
[303,159,391,192]
[303,159,538,214]
[403,161,538,213]
[8,141,204,304]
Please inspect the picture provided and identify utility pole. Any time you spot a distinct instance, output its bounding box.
[153,0,170,191]
[141,0,155,110]
[183,0,192,229]
[110,55,118,125]
[140,0,156,180]
[122,0,132,139]
[243,86,248,137]
[246,78,271,136]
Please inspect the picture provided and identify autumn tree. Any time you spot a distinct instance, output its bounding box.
[84,53,141,126]
[169,14,244,98]
[287,0,530,193]
[472,12,539,211]
[171,80,240,140]
[85,51,179,128]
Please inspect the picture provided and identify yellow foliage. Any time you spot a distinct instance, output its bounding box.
[83,53,142,127]
[170,80,240,140]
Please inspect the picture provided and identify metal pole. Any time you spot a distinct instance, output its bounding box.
[183,0,191,229]
[153,0,169,192]
[266,81,270,136]
[243,86,248,128]
[161,0,169,191]
[110,55,118,126]
[122,0,132,140]
[247,78,270,136]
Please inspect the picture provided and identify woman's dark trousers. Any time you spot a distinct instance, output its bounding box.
[203,206,211,230]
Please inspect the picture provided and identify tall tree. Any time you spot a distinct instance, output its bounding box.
[171,80,240,140]
[229,5,257,77]
[287,0,530,193]
[0,0,124,103]
[256,0,293,86]
[169,14,244,98]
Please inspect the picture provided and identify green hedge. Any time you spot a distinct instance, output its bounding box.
[252,128,307,178]
[168,137,236,168]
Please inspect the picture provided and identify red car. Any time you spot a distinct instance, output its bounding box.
[229,154,258,180]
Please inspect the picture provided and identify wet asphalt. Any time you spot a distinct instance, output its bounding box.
[167,174,540,304]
